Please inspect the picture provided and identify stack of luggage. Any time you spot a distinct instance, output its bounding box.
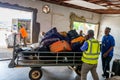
[16,27,85,63]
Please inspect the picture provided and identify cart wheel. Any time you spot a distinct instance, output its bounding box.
[75,66,81,76]
[29,68,42,80]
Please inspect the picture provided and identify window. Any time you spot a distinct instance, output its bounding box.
[70,12,99,39]
[73,21,99,38]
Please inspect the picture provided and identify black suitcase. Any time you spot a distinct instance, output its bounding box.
[34,46,56,60]
[44,27,57,37]
[71,42,83,52]
[111,59,120,77]
[67,30,79,40]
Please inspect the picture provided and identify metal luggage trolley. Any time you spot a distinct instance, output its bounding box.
[9,34,82,80]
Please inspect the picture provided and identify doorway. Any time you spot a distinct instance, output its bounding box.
[0,7,33,60]
[0,7,33,48]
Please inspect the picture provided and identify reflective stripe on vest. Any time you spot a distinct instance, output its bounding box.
[82,39,100,64]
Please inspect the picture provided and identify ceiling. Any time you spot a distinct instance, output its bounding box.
[40,0,120,14]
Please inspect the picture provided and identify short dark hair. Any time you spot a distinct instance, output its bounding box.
[106,27,111,30]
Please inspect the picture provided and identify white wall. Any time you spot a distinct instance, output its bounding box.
[98,14,120,55]
[0,0,100,33]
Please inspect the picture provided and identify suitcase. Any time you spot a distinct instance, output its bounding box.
[43,32,63,41]
[50,40,72,53]
[111,59,120,77]
[34,46,50,51]
[35,46,56,60]
[71,36,85,43]
[67,30,79,40]
[71,42,83,52]
[59,31,67,37]
[44,27,57,37]
[41,38,60,47]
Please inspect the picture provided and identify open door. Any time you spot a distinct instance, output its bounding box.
[0,2,38,61]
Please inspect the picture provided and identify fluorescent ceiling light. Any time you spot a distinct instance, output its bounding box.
[64,0,107,9]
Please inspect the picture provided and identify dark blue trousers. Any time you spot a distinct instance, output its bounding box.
[101,55,112,78]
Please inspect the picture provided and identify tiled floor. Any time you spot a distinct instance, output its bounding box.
[0,61,78,80]
[0,48,13,59]
[0,48,120,80]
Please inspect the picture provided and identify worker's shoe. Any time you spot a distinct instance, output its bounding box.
[102,74,106,78]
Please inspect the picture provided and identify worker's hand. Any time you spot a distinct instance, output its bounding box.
[103,53,108,58]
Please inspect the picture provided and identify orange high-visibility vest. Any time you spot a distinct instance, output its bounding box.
[20,27,28,38]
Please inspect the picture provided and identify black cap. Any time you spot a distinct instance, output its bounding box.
[87,30,94,35]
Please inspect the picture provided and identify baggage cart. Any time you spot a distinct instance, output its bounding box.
[9,34,82,80]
